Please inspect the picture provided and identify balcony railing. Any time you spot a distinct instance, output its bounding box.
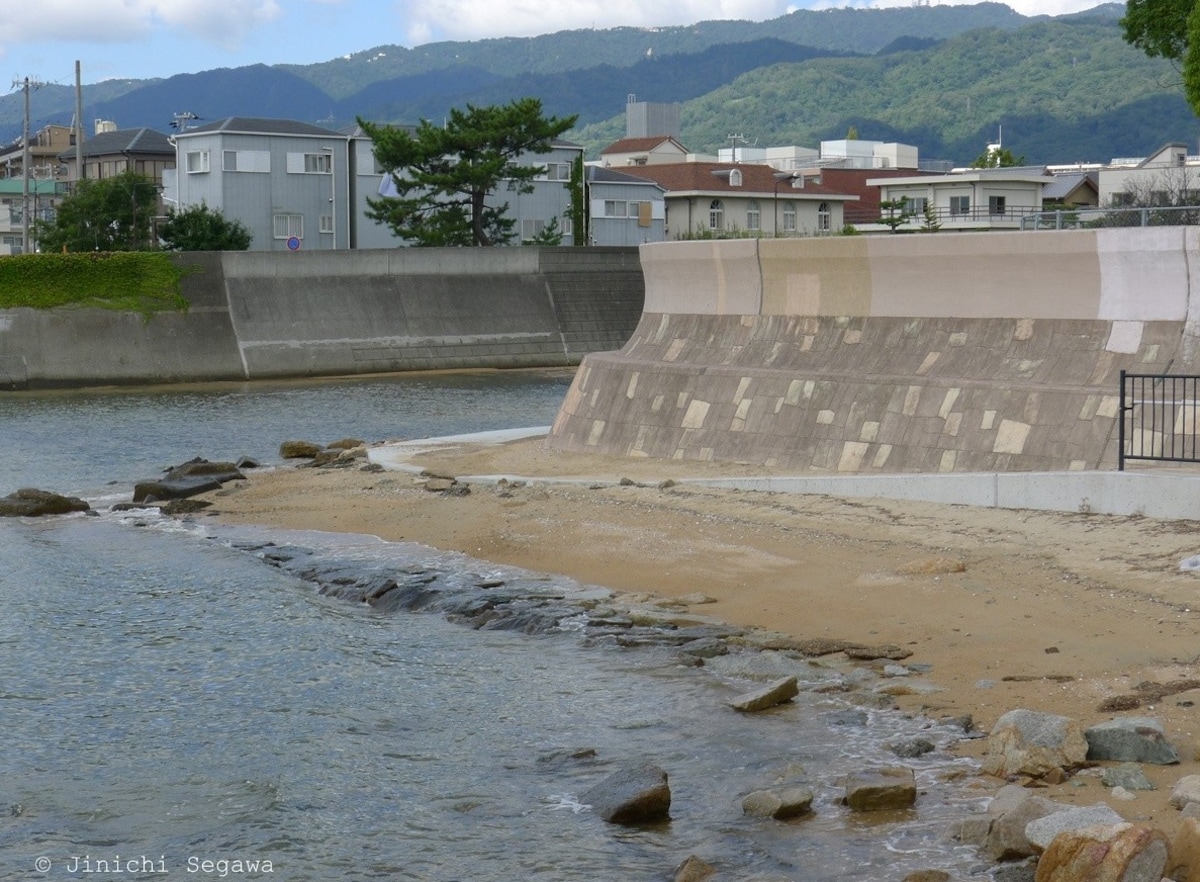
[1021,205,1200,230]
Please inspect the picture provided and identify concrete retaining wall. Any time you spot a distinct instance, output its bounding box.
[546,228,1200,473]
[0,247,644,389]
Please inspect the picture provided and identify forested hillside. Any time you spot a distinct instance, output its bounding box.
[0,2,1189,168]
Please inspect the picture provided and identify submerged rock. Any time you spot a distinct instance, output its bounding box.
[0,488,90,517]
[842,766,916,811]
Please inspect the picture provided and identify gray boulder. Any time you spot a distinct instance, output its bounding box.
[132,459,244,503]
[729,676,799,712]
[581,763,671,824]
[0,488,90,517]
[981,709,1088,779]
[279,440,323,458]
[983,786,1062,860]
[1101,762,1156,791]
[1170,775,1200,810]
[1085,717,1179,765]
[1025,803,1126,852]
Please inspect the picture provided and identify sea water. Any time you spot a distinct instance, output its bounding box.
[0,370,988,881]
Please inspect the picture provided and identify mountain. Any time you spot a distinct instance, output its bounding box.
[1,3,1191,168]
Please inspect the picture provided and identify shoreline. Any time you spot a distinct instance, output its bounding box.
[200,433,1200,844]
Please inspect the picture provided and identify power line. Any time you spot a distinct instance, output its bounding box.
[11,76,48,253]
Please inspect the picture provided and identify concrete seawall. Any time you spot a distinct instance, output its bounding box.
[546,228,1200,473]
[0,247,644,389]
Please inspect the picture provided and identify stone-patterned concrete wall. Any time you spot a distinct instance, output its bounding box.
[546,229,1200,473]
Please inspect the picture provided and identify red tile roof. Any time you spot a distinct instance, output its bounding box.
[616,162,857,201]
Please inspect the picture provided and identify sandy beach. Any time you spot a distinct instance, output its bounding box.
[202,433,1200,841]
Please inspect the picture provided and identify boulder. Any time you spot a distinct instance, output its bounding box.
[842,766,916,812]
[326,438,366,450]
[0,488,90,517]
[1168,816,1200,882]
[742,786,815,820]
[1025,804,1126,852]
[581,763,671,824]
[1171,775,1200,810]
[729,676,799,712]
[982,709,1089,779]
[1101,763,1156,791]
[1085,717,1179,765]
[132,459,245,504]
[280,440,323,458]
[889,738,935,758]
[674,855,717,882]
[1033,823,1168,882]
[984,787,1062,861]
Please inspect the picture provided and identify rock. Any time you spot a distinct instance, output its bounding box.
[1025,803,1126,851]
[741,786,815,820]
[423,477,459,493]
[842,766,916,811]
[827,708,870,727]
[844,644,913,661]
[984,787,1062,860]
[326,438,366,450]
[1085,717,1179,765]
[981,709,1089,779]
[1101,763,1156,791]
[674,855,717,882]
[1171,775,1200,810]
[729,676,799,712]
[992,864,1037,882]
[132,459,244,503]
[677,637,728,659]
[889,738,935,758]
[1168,816,1200,882]
[0,488,90,517]
[581,763,671,824]
[159,498,213,516]
[1033,823,1168,882]
[280,440,323,458]
[902,872,950,882]
[235,455,260,469]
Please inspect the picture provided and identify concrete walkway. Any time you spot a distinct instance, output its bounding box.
[368,428,1200,521]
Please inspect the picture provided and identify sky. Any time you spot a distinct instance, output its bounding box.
[4,0,1113,87]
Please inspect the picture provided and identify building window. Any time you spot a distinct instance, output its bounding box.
[746,200,761,231]
[604,200,628,218]
[273,213,303,240]
[319,214,334,234]
[729,169,742,187]
[709,199,724,231]
[817,202,831,232]
[185,150,209,174]
[521,218,547,240]
[950,196,970,216]
[903,196,927,214]
[543,162,571,181]
[223,150,270,172]
[287,152,331,174]
[988,195,1007,216]
[782,202,796,232]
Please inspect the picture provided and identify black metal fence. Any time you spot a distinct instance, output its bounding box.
[1119,370,1200,470]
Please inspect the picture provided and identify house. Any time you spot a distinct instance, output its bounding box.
[586,166,666,245]
[163,117,351,252]
[599,136,690,168]
[1097,142,1199,207]
[64,125,175,188]
[0,177,66,254]
[1041,171,1099,209]
[868,167,1055,231]
[618,162,857,238]
[0,124,76,181]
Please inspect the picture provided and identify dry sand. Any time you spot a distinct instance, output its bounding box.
[201,434,1200,839]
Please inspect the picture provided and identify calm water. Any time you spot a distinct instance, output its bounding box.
[0,370,987,881]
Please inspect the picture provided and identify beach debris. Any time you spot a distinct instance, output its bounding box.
[981,709,1089,780]
[729,676,799,712]
[741,785,814,820]
[841,766,916,811]
[673,855,716,882]
[1085,717,1179,765]
[1035,822,1168,882]
[132,458,244,503]
[0,487,90,517]
[581,762,671,824]
[1097,678,1200,712]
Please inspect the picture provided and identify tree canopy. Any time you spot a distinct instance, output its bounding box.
[35,171,159,252]
[158,203,252,252]
[1121,0,1200,115]
[968,146,1026,168]
[359,98,577,246]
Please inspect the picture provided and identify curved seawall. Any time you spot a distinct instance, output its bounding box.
[546,229,1200,473]
[0,247,644,389]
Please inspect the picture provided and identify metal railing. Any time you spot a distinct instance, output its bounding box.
[1118,370,1200,470]
[1023,205,1200,230]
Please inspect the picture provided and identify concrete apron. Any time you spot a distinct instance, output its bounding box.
[368,429,1200,521]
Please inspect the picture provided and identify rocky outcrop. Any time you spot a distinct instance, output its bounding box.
[581,763,671,824]
[132,458,245,503]
[982,709,1089,779]
[0,488,90,517]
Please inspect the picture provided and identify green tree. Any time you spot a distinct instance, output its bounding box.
[158,203,252,251]
[359,98,578,247]
[35,171,159,252]
[878,197,912,233]
[568,154,586,246]
[920,201,942,233]
[1121,0,1193,62]
[969,146,1025,168]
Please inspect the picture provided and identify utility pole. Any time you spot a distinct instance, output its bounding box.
[12,76,47,253]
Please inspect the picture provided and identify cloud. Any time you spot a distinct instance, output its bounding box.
[3,0,283,50]
[402,0,791,45]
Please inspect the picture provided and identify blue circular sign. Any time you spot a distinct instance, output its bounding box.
[286,236,301,251]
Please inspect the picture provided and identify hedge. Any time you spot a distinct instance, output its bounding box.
[0,252,192,315]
